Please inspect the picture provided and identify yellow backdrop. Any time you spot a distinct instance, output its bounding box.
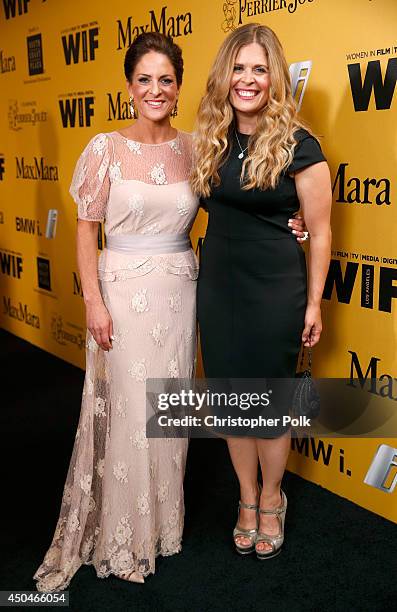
[1,0,396,522]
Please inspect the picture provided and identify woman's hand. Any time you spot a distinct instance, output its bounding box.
[302,304,322,347]
[288,215,308,243]
[86,300,114,351]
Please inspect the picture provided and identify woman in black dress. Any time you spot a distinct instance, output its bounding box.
[192,24,332,559]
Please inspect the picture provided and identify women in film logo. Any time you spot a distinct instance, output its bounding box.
[58,92,95,128]
[347,46,397,112]
[61,22,99,65]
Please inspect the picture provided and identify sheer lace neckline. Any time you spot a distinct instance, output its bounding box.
[113,130,179,147]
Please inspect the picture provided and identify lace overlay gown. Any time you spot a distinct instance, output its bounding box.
[33,131,199,592]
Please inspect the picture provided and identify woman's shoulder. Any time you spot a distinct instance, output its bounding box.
[81,132,114,154]
[292,127,318,144]
[178,130,193,143]
[177,130,194,154]
[289,127,326,171]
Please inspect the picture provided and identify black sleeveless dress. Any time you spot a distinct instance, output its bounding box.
[197,128,326,433]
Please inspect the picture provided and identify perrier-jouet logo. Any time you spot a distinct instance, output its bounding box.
[222,0,315,32]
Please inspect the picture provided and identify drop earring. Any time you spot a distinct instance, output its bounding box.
[129,96,136,119]
[171,100,178,118]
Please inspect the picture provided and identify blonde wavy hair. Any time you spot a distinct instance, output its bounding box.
[190,23,308,197]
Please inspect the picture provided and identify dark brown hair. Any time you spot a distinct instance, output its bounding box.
[124,32,184,86]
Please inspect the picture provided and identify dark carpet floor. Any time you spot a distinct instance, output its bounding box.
[0,329,395,612]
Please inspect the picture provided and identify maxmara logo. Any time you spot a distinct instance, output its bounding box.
[348,350,397,402]
[107,91,130,121]
[72,271,83,297]
[61,22,99,65]
[16,156,59,181]
[3,296,40,328]
[8,100,47,131]
[117,6,192,49]
[0,49,16,74]
[332,163,391,206]
[222,0,314,31]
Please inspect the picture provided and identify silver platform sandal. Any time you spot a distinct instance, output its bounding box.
[233,500,259,555]
[255,489,287,560]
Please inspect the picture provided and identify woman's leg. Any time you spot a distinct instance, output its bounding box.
[227,437,260,547]
[256,431,291,552]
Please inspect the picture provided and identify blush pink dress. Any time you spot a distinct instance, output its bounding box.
[34,130,199,591]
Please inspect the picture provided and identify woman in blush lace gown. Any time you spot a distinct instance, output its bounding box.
[33,33,199,591]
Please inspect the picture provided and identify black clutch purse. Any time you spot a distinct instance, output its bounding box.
[292,346,320,420]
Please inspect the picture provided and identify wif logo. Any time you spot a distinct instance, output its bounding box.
[348,58,397,111]
[62,26,99,65]
[323,259,397,313]
[0,250,23,278]
[289,60,312,110]
[2,0,30,19]
[0,156,5,180]
[59,95,94,127]
[364,444,397,493]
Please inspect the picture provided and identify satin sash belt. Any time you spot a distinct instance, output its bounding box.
[106,233,191,255]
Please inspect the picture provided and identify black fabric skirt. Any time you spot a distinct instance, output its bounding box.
[197,233,307,438]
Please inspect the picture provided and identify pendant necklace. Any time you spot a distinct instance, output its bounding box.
[234,129,249,159]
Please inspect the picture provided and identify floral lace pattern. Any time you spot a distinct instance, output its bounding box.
[34,131,196,593]
[149,163,168,185]
[128,358,147,382]
[169,139,182,155]
[124,139,142,154]
[128,194,144,216]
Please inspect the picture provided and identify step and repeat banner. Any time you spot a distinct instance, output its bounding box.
[0,0,396,522]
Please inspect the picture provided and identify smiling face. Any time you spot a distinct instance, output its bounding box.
[229,42,270,120]
[128,50,179,123]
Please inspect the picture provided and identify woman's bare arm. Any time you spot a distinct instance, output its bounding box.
[295,161,332,347]
[77,219,113,351]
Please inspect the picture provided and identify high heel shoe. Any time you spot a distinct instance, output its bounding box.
[118,571,145,584]
[233,500,259,555]
[255,489,287,560]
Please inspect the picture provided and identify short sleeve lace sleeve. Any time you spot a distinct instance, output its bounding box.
[69,133,111,221]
